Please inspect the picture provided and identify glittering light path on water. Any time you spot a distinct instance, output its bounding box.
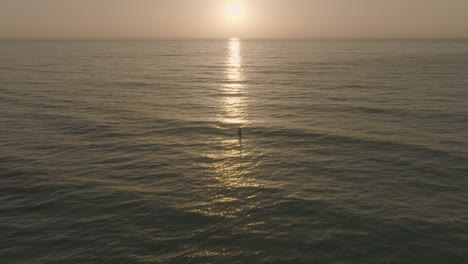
[221,38,248,125]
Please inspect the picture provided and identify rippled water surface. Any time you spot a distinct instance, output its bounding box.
[1,39,468,263]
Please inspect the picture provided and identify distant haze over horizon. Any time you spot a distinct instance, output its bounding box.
[1,0,468,39]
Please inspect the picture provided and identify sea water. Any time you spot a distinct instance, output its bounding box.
[1,39,467,263]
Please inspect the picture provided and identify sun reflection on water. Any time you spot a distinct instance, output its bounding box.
[193,39,259,219]
[220,38,248,125]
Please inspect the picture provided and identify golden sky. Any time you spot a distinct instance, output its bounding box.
[1,0,467,38]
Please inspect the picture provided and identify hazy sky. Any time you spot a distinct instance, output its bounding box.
[1,0,468,39]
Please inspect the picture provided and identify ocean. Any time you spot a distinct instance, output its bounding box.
[1,39,467,263]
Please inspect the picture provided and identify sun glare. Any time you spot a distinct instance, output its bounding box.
[225,1,245,23]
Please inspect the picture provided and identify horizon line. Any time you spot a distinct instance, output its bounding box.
[1,37,468,41]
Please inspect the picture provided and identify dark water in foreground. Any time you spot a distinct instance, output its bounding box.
[1,39,468,263]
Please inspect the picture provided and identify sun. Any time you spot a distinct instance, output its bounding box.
[225,1,245,23]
